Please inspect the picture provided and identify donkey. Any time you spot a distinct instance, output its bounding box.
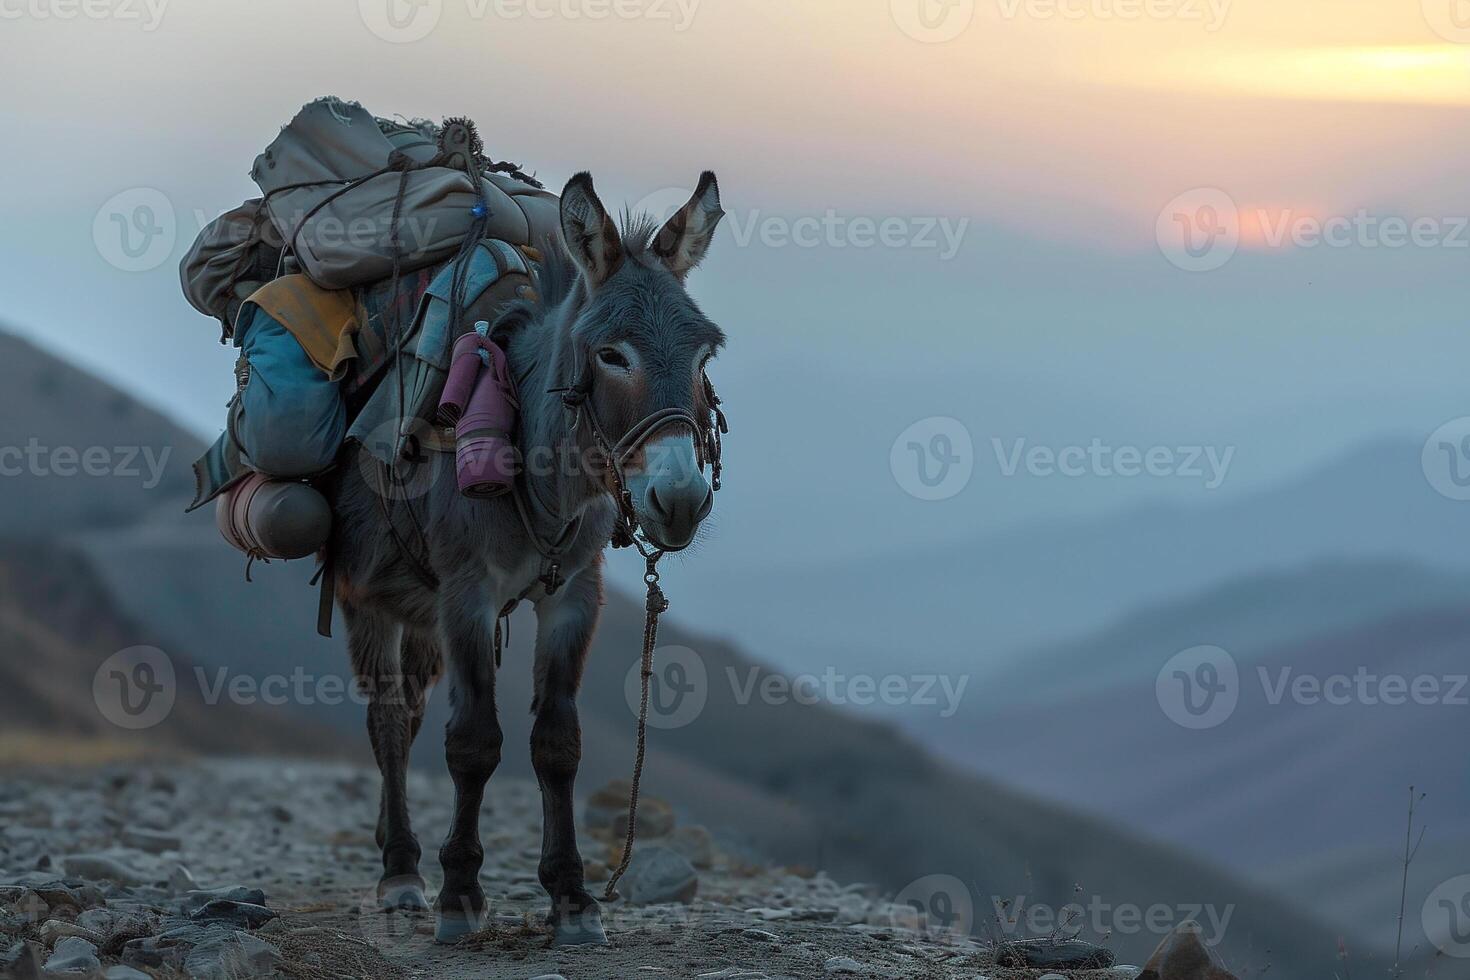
[327,171,727,946]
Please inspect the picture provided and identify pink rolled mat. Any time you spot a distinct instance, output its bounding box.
[438,324,520,498]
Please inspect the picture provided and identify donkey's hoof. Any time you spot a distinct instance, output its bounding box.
[434,910,487,944]
[379,877,430,912]
[552,909,608,946]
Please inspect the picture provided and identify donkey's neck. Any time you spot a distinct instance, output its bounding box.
[509,298,603,532]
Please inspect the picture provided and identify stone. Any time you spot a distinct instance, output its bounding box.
[1139,922,1239,980]
[823,956,867,975]
[38,920,104,947]
[58,856,148,888]
[168,865,197,892]
[75,909,156,951]
[188,900,277,930]
[666,825,715,868]
[584,782,675,837]
[177,887,266,916]
[613,798,675,839]
[995,938,1116,970]
[41,936,100,977]
[118,829,181,855]
[103,969,152,980]
[616,845,698,905]
[181,930,280,979]
[2,940,43,980]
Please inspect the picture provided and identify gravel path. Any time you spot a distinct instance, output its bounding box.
[0,759,1140,979]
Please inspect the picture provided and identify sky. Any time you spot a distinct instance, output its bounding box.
[1,0,1467,583]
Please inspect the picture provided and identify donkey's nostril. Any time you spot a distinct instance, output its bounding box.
[647,485,673,522]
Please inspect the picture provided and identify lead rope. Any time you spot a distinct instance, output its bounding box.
[603,552,668,903]
[553,362,724,902]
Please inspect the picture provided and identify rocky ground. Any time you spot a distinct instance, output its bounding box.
[0,759,1150,979]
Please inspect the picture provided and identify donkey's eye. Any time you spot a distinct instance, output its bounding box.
[597,348,631,370]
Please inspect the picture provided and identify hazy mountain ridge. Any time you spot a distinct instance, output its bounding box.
[675,437,1470,686]
[0,327,1367,973]
[0,539,346,761]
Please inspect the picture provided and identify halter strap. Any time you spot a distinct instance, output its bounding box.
[609,407,702,467]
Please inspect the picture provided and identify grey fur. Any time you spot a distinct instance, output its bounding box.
[327,172,725,943]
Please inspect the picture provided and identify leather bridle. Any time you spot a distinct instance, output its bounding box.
[555,361,728,553]
[544,356,729,903]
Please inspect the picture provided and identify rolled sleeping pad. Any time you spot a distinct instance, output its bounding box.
[438,323,520,499]
[216,472,332,560]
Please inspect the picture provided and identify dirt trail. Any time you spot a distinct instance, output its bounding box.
[0,759,1140,979]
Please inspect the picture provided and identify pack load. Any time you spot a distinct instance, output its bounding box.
[182,98,557,582]
[182,97,558,338]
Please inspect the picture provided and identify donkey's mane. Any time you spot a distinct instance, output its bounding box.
[496,210,666,337]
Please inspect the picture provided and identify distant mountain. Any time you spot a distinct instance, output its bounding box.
[898,563,1470,956]
[0,540,345,762]
[668,437,1470,684]
[906,560,1470,858]
[77,515,1357,974]
[0,327,1358,974]
[0,331,204,535]
[970,558,1470,709]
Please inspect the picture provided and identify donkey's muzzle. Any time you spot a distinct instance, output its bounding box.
[627,433,712,552]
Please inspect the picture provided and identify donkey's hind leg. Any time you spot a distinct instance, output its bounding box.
[531,564,606,946]
[346,603,430,911]
[433,580,504,943]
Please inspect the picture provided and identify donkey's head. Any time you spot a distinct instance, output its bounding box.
[558,171,727,552]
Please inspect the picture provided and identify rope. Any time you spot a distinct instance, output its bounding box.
[603,555,668,902]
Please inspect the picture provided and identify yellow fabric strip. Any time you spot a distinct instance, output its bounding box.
[241,275,361,381]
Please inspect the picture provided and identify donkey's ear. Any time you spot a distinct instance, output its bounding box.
[652,172,725,280]
[560,172,624,288]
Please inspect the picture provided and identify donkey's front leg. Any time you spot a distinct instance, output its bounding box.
[434,578,504,943]
[532,563,606,945]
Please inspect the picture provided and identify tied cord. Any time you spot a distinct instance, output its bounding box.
[602,553,669,903]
